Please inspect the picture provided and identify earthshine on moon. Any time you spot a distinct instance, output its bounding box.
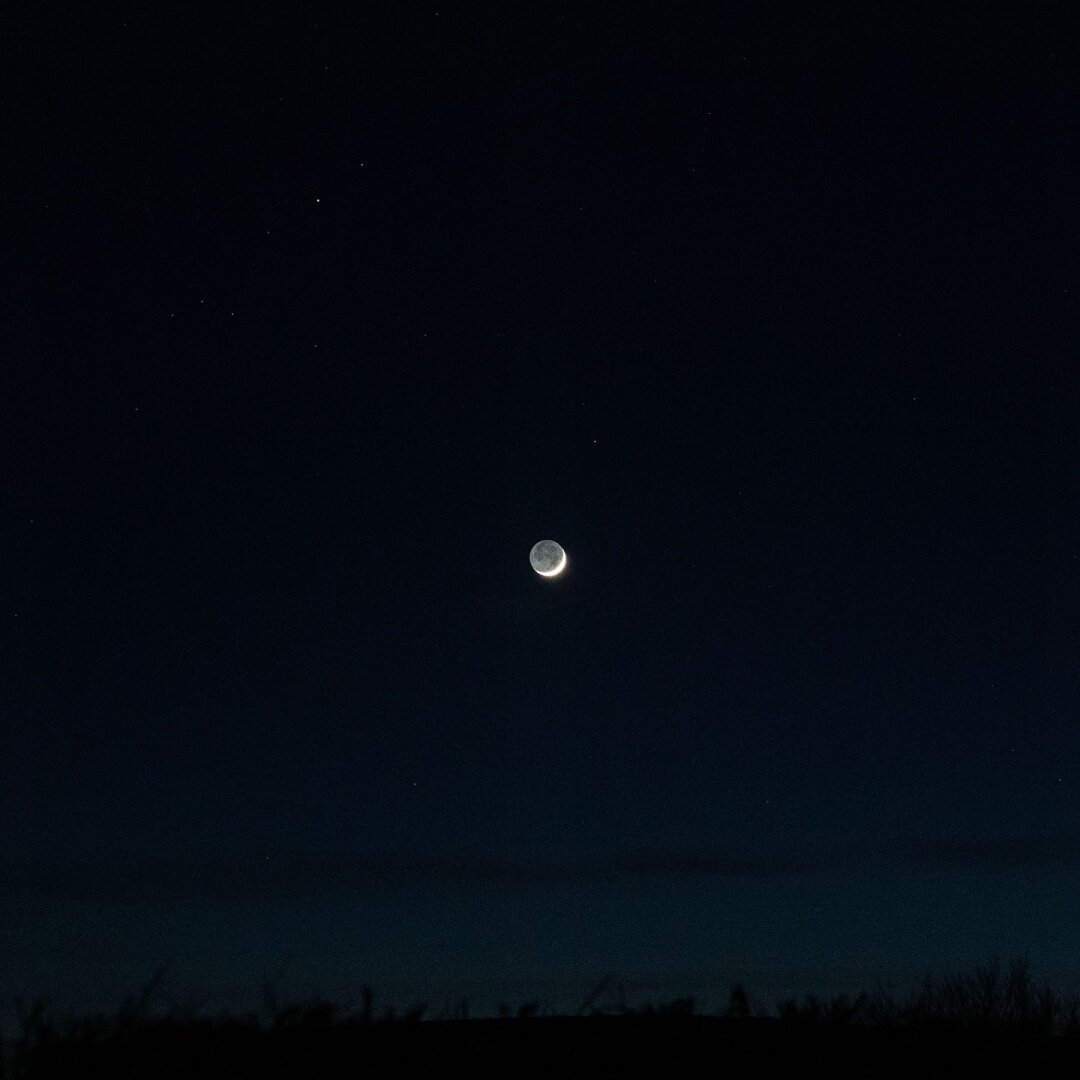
[530,539,567,577]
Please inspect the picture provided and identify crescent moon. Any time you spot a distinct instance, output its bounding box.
[537,549,567,577]
[530,540,567,577]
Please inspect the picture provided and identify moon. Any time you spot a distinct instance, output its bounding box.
[530,539,567,577]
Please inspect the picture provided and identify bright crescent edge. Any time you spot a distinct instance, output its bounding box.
[537,549,567,577]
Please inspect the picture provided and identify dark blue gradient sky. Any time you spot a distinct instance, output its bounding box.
[6,4,1080,1019]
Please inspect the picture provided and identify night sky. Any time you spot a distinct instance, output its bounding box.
[6,5,1080,1021]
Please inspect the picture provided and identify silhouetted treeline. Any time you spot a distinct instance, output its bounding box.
[5,954,1080,1078]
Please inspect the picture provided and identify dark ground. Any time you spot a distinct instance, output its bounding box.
[7,1012,1080,1079]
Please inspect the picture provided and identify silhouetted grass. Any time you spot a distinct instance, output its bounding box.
[6,952,1080,1077]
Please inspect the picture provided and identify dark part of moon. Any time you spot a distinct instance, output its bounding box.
[530,540,563,571]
